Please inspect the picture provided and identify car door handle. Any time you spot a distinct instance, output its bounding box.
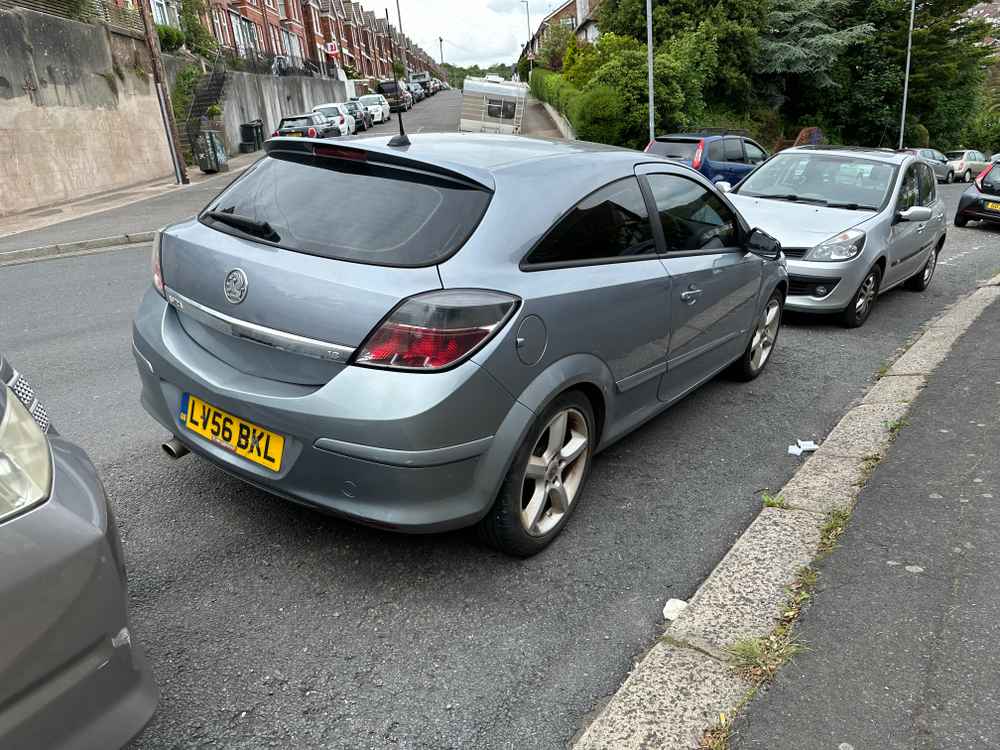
[917,224,926,233]
[680,287,703,304]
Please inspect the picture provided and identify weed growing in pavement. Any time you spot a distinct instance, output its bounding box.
[885,416,910,441]
[762,493,788,509]
[699,714,733,750]
[875,362,891,380]
[858,453,882,486]
[819,508,852,553]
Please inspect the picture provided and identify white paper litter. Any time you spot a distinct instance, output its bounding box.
[662,598,688,621]
[788,439,819,456]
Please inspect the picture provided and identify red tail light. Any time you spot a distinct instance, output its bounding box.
[272,130,279,137]
[644,140,655,152]
[151,229,164,297]
[692,139,705,170]
[975,163,994,190]
[307,126,318,138]
[338,115,344,124]
[355,290,520,371]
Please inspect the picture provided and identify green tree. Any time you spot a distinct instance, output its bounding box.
[540,23,574,71]
[179,0,217,58]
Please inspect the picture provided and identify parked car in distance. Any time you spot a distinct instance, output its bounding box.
[946,149,989,183]
[312,103,356,136]
[954,161,1000,227]
[904,148,955,183]
[0,352,158,748]
[272,113,339,139]
[133,134,787,557]
[359,94,390,124]
[645,132,769,185]
[344,100,373,131]
[727,146,946,328]
[376,79,410,112]
[407,83,425,102]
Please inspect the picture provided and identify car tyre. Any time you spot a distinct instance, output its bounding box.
[964,169,973,183]
[906,247,939,292]
[477,391,595,557]
[730,290,783,381]
[945,170,954,184]
[841,265,882,328]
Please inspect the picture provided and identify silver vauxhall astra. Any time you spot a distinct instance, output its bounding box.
[132,134,787,556]
[727,146,947,327]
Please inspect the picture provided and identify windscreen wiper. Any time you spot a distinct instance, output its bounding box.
[826,202,878,211]
[758,193,828,205]
[205,209,281,242]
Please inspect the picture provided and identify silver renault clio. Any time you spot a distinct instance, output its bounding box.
[727,146,946,327]
[132,134,787,556]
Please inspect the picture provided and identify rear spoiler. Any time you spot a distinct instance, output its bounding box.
[264,138,495,192]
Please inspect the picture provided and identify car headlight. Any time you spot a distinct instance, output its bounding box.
[804,229,866,262]
[0,386,52,522]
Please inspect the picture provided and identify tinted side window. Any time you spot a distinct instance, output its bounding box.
[898,167,919,211]
[724,138,744,163]
[645,174,740,252]
[525,178,656,266]
[707,140,725,162]
[917,164,936,206]
[745,141,766,165]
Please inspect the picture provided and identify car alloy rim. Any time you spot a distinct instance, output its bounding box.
[856,273,877,316]
[750,299,781,371]
[520,407,589,537]
[923,252,936,283]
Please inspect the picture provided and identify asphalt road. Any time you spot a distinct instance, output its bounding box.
[3,95,1000,749]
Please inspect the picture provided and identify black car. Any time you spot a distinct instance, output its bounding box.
[375,79,409,113]
[344,100,373,131]
[955,163,1000,227]
[270,113,339,139]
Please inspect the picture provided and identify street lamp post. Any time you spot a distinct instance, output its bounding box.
[898,0,916,149]
[646,0,654,143]
[522,0,533,74]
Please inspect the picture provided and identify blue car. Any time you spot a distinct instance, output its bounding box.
[645,131,769,186]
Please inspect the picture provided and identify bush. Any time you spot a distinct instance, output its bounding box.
[157,24,184,53]
[205,104,223,118]
[572,85,626,144]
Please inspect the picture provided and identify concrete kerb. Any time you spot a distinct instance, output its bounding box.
[0,232,154,267]
[572,282,1000,750]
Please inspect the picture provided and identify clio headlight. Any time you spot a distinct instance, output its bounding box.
[0,386,52,522]
[804,229,866,262]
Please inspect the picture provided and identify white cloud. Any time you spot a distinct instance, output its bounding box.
[394,0,565,67]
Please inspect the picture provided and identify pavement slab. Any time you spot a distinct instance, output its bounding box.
[732,295,1000,749]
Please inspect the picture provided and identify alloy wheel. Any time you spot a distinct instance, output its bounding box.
[520,408,589,536]
[923,251,937,284]
[856,272,878,317]
[750,299,781,371]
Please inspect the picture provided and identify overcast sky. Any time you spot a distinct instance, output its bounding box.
[392,0,567,68]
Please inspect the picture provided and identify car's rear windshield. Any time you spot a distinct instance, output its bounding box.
[378,81,399,92]
[280,117,312,128]
[201,154,492,267]
[946,151,966,159]
[648,139,699,160]
[314,107,339,118]
[359,95,381,105]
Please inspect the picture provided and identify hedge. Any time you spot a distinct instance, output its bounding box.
[530,68,621,146]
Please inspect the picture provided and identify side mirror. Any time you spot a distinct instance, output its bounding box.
[897,206,933,223]
[747,228,781,260]
[715,181,732,193]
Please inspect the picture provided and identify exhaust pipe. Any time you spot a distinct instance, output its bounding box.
[162,438,190,460]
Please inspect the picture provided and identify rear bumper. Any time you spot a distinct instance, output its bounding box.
[956,192,1000,222]
[0,439,157,750]
[132,290,529,532]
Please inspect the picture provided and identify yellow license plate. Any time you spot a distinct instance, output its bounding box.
[287,132,303,137]
[181,394,284,472]
[987,202,1000,211]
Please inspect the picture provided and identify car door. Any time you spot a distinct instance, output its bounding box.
[742,140,768,178]
[517,177,673,407]
[720,137,747,184]
[886,163,925,286]
[639,169,764,403]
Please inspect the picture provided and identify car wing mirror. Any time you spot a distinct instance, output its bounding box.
[897,206,933,223]
[747,228,781,260]
[715,180,732,193]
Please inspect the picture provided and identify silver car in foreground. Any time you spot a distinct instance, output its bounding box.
[728,146,946,327]
[0,354,157,748]
[133,134,787,556]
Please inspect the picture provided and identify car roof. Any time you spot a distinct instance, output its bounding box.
[282,113,318,119]
[783,145,911,165]
[265,133,649,191]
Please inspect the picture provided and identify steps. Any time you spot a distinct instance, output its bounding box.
[180,67,227,159]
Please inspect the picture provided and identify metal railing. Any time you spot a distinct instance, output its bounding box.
[219,45,330,78]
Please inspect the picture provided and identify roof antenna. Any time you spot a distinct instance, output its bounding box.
[386,8,410,147]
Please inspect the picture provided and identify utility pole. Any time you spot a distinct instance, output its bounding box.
[898,0,916,149]
[138,0,188,184]
[439,36,444,66]
[646,0,654,144]
[396,0,407,75]
[522,0,533,74]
